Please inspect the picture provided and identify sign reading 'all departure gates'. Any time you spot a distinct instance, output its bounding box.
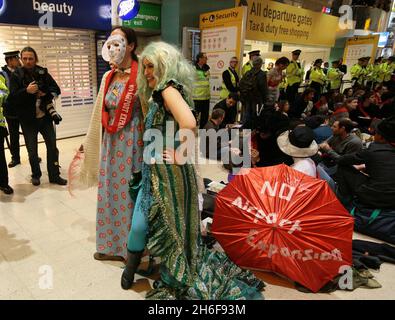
[238,0,339,47]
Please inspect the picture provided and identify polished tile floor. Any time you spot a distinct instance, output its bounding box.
[0,136,394,300]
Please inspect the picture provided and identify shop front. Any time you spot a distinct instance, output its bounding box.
[0,0,112,139]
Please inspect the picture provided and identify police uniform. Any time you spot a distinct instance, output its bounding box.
[0,70,12,193]
[1,51,21,167]
[242,50,260,76]
[350,58,368,87]
[327,61,343,91]
[310,59,327,99]
[286,49,303,105]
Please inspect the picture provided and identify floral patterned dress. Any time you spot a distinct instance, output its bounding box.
[96,78,144,259]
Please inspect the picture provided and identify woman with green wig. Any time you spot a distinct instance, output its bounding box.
[121,41,265,300]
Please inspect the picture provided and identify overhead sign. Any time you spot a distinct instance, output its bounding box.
[238,0,339,47]
[200,6,247,105]
[118,0,140,21]
[0,0,111,31]
[122,2,161,31]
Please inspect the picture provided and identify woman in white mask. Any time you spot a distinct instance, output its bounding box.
[70,27,144,263]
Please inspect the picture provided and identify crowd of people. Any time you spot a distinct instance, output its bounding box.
[1,26,395,300]
[197,48,395,212]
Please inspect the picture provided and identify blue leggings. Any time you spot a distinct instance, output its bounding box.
[127,188,148,252]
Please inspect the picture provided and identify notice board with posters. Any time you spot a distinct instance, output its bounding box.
[236,0,339,47]
[199,6,247,106]
[343,35,379,80]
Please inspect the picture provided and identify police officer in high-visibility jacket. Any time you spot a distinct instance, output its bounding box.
[286,49,304,105]
[350,57,368,88]
[242,50,260,76]
[0,72,13,195]
[310,59,327,101]
[327,60,344,92]
[379,56,395,85]
[192,52,211,129]
[220,57,240,100]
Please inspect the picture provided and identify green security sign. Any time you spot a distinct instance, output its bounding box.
[122,2,161,31]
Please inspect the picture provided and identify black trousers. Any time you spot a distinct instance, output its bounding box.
[20,116,60,180]
[335,165,368,204]
[286,82,300,106]
[194,100,210,129]
[0,134,9,187]
[5,117,20,161]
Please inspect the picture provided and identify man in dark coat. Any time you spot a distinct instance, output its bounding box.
[213,93,238,128]
[336,116,395,208]
[8,47,67,186]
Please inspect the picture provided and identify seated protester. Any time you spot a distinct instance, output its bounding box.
[213,93,238,129]
[290,88,315,119]
[318,118,363,176]
[201,109,225,160]
[271,100,291,134]
[379,93,395,119]
[350,92,380,132]
[330,97,358,124]
[305,115,333,144]
[311,95,330,117]
[277,126,319,178]
[371,84,388,106]
[255,112,293,168]
[336,116,395,209]
[343,87,354,99]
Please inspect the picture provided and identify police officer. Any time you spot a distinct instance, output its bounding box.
[220,57,240,100]
[380,56,395,86]
[310,59,327,101]
[0,71,13,194]
[242,50,260,76]
[1,51,22,168]
[350,57,368,88]
[327,60,344,92]
[192,52,211,129]
[286,49,304,106]
[8,47,67,186]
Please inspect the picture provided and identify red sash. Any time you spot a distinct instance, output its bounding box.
[102,60,138,134]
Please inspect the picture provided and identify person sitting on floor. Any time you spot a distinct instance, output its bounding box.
[277,125,319,178]
[213,92,239,129]
[318,118,363,176]
[305,115,333,144]
[336,116,395,209]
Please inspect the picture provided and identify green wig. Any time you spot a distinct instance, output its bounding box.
[137,41,195,113]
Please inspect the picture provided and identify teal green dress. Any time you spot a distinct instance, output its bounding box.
[139,80,265,300]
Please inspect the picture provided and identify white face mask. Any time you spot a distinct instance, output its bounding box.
[102,34,127,66]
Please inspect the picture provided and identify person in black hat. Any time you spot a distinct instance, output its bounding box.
[1,51,22,168]
[286,49,304,106]
[242,50,261,76]
[336,116,395,209]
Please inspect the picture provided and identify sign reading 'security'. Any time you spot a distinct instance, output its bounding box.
[239,0,339,47]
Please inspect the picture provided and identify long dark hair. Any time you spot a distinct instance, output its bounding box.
[21,47,39,62]
[111,26,138,62]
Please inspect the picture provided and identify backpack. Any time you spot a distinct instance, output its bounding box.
[239,69,260,101]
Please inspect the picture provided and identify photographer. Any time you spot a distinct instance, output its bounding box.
[8,47,67,186]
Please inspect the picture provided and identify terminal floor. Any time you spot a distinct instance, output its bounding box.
[1,136,394,300]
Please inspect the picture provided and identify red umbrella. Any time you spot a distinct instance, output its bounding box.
[212,164,354,293]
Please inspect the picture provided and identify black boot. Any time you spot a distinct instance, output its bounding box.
[121,250,144,290]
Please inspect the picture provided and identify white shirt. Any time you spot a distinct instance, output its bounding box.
[292,158,317,178]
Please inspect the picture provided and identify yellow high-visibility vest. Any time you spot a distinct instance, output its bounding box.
[192,67,210,101]
[220,68,238,99]
[286,60,304,86]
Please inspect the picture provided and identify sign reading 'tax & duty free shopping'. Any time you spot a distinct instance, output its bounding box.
[200,6,247,105]
[237,0,339,47]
